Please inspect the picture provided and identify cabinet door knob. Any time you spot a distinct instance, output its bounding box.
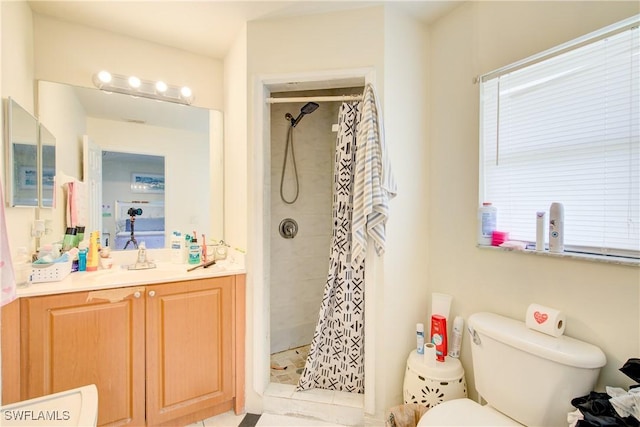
[148,290,156,297]
[133,291,141,299]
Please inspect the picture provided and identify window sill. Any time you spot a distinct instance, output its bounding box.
[477,244,639,267]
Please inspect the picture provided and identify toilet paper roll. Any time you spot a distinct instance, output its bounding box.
[424,343,437,368]
[525,303,566,337]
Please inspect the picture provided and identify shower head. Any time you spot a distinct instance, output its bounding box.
[289,102,319,127]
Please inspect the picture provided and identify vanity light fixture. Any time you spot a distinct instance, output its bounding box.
[92,71,194,105]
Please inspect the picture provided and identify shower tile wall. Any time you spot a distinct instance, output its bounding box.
[269,90,346,354]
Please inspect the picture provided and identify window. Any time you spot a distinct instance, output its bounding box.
[479,16,639,259]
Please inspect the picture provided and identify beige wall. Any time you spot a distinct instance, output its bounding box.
[1,1,37,257]
[377,5,431,410]
[33,14,223,111]
[223,23,247,250]
[428,1,640,397]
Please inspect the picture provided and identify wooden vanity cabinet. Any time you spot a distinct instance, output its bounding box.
[16,275,245,427]
[22,286,146,426]
[1,298,21,405]
[145,277,235,426]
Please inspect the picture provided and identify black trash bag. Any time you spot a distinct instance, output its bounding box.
[572,390,640,427]
[620,359,640,383]
[572,392,615,416]
[580,412,627,427]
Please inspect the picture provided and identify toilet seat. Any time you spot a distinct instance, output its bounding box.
[417,398,522,426]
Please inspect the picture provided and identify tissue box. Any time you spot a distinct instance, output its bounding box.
[31,260,73,283]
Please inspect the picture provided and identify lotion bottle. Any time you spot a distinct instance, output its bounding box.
[549,202,564,253]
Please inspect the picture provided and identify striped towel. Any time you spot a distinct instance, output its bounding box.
[351,83,397,265]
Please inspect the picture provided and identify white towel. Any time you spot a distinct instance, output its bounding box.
[351,83,397,265]
[1,177,17,307]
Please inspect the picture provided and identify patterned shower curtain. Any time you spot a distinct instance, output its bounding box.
[296,101,365,393]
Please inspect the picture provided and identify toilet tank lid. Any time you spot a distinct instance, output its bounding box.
[469,312,606,369]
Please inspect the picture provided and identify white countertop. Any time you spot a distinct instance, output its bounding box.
[17,248,246,298]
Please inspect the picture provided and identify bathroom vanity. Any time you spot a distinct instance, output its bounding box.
[1,255,245,427]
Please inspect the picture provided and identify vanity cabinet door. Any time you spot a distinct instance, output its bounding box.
[145,276,234,426]
[23,287,146,427]
[1,298,21,404]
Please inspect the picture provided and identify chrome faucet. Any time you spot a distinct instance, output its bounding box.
[127,241,156,270]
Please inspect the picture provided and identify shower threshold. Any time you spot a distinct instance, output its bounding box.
[264,382,364,426]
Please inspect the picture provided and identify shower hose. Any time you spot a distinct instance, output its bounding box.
[280,124,299,204]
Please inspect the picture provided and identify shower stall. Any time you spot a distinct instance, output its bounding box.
[268,88,362,386]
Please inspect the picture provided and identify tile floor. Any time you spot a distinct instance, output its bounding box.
[189,411,346,426]
[188,345,369,427]
[270,345,310,386]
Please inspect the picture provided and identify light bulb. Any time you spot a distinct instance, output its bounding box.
[180,86,192,98]
[128,76,141,88]
[97,70,112,84]
[155,81,168,93]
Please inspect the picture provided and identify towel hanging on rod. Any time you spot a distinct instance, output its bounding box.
[266,94,363,104]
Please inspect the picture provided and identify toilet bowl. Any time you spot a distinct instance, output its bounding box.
[417,312,606,426]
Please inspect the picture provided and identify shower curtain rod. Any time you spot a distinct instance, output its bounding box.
[266,94,363,104]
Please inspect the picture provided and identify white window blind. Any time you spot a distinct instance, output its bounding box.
[480,17,639,259]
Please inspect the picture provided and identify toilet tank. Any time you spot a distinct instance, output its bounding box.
[468,312,606,427]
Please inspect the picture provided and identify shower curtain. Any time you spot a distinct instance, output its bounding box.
[296,101,366,393]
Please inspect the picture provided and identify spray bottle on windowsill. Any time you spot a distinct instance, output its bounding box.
[549,202,564,253]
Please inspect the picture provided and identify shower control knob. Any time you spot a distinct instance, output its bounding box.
[279,218,299,239]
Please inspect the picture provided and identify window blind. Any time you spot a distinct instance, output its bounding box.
[480,18,639,258]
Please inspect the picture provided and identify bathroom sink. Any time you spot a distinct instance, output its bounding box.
[0,384,98,426]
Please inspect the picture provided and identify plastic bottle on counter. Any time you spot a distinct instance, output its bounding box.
[86,231,100,271]
[78,241,88,272]
[170,231,184,264]
[62,227,78,251]
[188,237,201,265]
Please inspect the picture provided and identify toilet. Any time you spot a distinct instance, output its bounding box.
[418,312,606,427]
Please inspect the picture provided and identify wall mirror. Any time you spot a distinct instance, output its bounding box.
[4,97,39,207]
[37,81,224,251]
